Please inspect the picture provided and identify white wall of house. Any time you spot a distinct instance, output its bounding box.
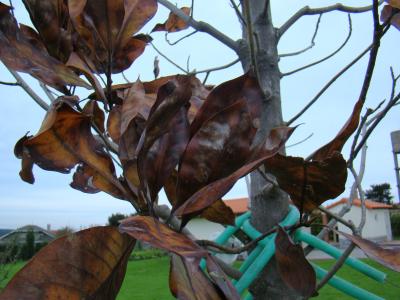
[329,205,392,243]
[186,218,226,240]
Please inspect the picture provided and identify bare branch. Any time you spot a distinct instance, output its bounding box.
[279,14,322,58]
[286,133,313,148]
[191,58,240,75]
[318,206,356,232]
[39,82,56,102]
[7,68,50,111]
[150,42,188,74]
[165,30,198,46]
[229,0,246,25]
[286,44,371,126]
[0,80,19,86]
[282,14,352,77]
[157,0,238,52]
[278,1,383,38]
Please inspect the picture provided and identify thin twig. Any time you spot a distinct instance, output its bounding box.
[157,0,238,52]
[282,14,353,77]
[0,80,19,86]
[286,44,371,126]
[286,133,313,148]
[278,1,383,38]
[191,58,240,75]
[229,0,246,25]
[165,30,198,46]
[318,206,356,232]
[279,14,322,58]
[150,42,188,74]
[39,82,56,102]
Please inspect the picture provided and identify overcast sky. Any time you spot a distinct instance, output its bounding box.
[0,0,399,229]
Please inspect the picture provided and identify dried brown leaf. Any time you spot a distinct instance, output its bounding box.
[265,152,347,212]
[338,231,400,272]
[275,227,316,298]
[0,227,135,300]
[152,7,191,33]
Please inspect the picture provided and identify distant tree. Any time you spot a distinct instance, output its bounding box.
[107,213,129,227]
[365,183,394,204]
[20,230,35,260]
[54,226,75,238]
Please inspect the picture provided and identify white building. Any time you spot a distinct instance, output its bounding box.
[186,198,248,240]
[326,198,393,246]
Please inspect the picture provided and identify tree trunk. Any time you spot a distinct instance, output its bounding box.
[239,1,300,299]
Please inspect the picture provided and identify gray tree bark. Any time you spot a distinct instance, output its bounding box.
[239,1,301,299]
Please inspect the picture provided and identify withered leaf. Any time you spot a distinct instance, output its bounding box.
[200,199,235,226]
[265,152,347,212]
[176,100,258,211]
[169,254,227,300]
[119,215,207,258]
[66,52,106,102]
[0,227,135,300]
[14,135,34,184]
[15,99,126,200]
[83,100,105,133]
[275,227,316,298]
[175,127,294,220]
[22,0,72,62]
[190,72,263,137]
[381,4,400,30]
[152,7,191,33]
[338,231,400,272]
[311,97,364,161]
[0,3,90,93]
[68,0,157,73]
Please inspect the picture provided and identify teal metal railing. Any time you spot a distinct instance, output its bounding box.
[204,205,386,300]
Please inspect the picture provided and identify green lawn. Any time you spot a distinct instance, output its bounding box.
[2,257,400,299]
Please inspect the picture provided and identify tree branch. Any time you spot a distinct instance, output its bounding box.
[165,30,198,46]
[191,58,240,75]
[279,14,322,58]
[0,80,19,86]
[157,0,238,52]
[150,42,189,74]
[286,44,371,126]
[281,14,352,77]
[7,68,50,111]
[278,1,383,38]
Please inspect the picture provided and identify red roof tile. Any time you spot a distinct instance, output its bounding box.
[326,198,393,210]
[223,197,249,214]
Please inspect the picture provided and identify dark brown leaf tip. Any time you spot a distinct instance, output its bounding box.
[275,227,317,298]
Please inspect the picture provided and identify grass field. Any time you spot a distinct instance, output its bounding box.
[1,257,400,299]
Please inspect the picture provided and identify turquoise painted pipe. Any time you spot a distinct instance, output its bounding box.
[234,205,300,294]
[214,211,251,245]
[311,263,384,300]
[200,211,251,270]
[295,230,386,283]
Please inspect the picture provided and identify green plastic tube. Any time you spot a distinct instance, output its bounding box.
[311,263,384,300]
[295,230,386,283]
[234,205,300,294]
[214,211,251,245]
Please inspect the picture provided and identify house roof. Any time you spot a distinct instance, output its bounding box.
[223,197,249,214]
[326,198,393,210]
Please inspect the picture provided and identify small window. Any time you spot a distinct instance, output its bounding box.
[374,213,378,221]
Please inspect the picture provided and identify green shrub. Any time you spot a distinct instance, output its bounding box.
[130,249,167,261]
